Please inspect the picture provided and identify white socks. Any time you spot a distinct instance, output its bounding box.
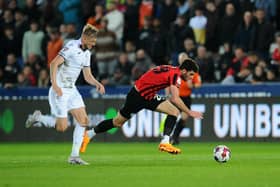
[87,129,96,139]
[38,115,56,128]
[160,135,170,144]
[70,124,85,157]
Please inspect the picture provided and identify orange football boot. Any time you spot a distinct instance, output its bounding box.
[158,143,181,154]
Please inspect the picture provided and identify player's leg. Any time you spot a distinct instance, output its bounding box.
[25,87,68,130]
[155,100,181,154]
[67,89,89,165]
[85,87,140,139]
[170,112,189,145]
[170,96,191,144]
[68,107,89,165]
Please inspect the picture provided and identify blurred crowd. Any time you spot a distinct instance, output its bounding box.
[1,0,280,88]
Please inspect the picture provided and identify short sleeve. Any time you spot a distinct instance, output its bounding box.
[83,52,91,67]
[170,70,181,88]
[58,42,73,60]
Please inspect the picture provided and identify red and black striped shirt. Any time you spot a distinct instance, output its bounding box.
[135,65,181,100]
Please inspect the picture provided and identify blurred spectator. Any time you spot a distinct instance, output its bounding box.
[217,42,234,81]
[59,23,67,41]
[247,51,259,70]
[124,40,136,63]
[0,0,6,17]
[239,0,255,15]
[271,32,280,65]
[177,0,193,17]
[25,53,44,78]
[95,18,119,76]
[47,28,63,67]
[218,3,239,46]
[17,72,30,87]
[114,0,127,13]
[107,68,131,85]
[158,0,177,32]
[22,20,45,62]
[123,0,139,44]
[115,52,134,77]
[37,68,50,87]
[1,8,14,26]
[139,0,153,29]
[81,0,96,21]
[234,11,255,51]
[250,8,274,61]
[102,52,133,86]
[14,9,29,46]
[254,0,276,21]
[105,1,124,44]
[138,16,153,53]
[250,64,266,84]
[87,4,104,29]
[2,53,21,88]
[189,4,207,45]
[221,47,250,84]
[149,18,169,65]
[42,0,62,26]
[63,23,78,45]
[131,49,153,81]
[0,8,14,36]
[58,0,82,31]
[205,1,219,52]
[169,15,194,59]
[21,64,36,86]
[23,0,41,22]
[0,26,21,61]
[266,67,278,82]
[182,38,196,59]
[195,45,215,82]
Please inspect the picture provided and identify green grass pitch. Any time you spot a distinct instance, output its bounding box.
[0,142,279,187]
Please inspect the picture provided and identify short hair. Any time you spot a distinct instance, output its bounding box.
[82,24,99,37]
[179,59,199,73]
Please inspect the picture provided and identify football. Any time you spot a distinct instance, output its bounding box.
[213,145,231,163]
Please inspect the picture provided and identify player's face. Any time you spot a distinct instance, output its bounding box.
[181,69,195,81]
[82,35,97,50]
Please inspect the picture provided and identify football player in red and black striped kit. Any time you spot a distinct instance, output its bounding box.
[82,58,203,154]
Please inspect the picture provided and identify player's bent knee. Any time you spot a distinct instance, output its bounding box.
[56,125,67,132]
[172,109,180,117]
[113,118,124,127]
[55,123,68,132]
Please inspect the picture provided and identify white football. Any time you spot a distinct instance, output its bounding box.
[213,145,231,163]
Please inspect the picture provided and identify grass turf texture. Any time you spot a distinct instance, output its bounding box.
[0,142,279,187]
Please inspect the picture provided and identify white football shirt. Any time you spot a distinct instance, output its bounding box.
[57,39,91,88]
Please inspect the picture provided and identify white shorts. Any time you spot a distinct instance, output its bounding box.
[48,87,85,118]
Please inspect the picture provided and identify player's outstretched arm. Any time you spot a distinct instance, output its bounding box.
[169,85,203,119]
[82,67,105,94]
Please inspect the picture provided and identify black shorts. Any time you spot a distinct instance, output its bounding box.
[120,87,166,119]
[180,96,191,109]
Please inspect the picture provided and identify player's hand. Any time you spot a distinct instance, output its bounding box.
[96,83,105,94]
[188,110,203,119]
[53,85,63,96]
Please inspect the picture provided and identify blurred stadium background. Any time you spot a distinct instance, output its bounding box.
[1,0,280,187]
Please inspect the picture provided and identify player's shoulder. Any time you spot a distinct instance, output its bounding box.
[64,39,80,49]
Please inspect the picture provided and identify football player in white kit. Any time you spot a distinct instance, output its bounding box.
[25,24,105,165]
